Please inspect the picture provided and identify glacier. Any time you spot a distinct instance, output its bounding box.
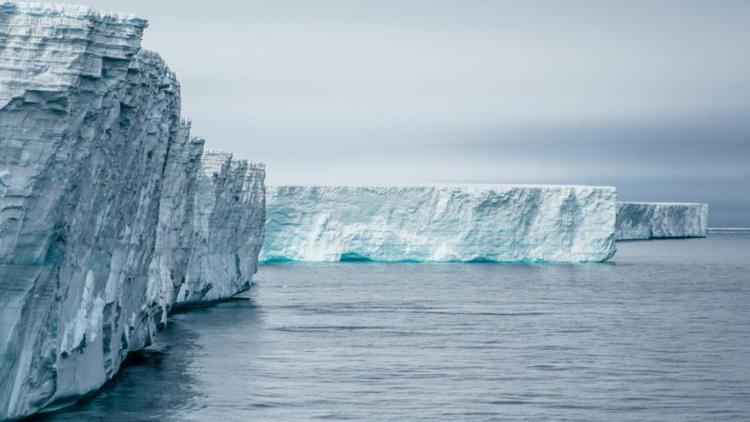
[616,202,708,240]
[262,185,618,263]
[0,3,265,420]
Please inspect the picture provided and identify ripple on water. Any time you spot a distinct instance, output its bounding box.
[40,235,750,421]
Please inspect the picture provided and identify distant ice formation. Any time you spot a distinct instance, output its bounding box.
[616,202,708,240]
[0,3,265,419]
[262,185,617,263]
[706,228,750,234]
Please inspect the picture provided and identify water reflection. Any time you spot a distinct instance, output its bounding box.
[32,236,750,421]
[34,297,263,421]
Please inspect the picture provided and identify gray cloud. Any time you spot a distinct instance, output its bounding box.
[39,0,750,226]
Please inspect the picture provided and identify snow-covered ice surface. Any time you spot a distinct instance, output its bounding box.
[262,185,617,263]
[616,202,708,240]
[0,3,265,420]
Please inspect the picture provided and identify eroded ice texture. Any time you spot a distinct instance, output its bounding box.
[262,185,617,263]
[177,150,265,305]
[616,202,708,240]
[0,3,265,419]
[146,123,205,319]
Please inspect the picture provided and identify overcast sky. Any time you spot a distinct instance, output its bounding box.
[43,0,750,226]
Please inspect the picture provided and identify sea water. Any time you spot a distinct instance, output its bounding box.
[39,234,750,421]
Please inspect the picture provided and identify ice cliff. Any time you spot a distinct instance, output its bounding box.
[262,185,617,263]
[177,150,265,305]
[0,3,265,420]
[616,202,708,240]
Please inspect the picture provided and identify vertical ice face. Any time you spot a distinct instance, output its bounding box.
[0,3,266,419]
[146,122,205,320]
[262,185,617,263]
[176,150,266,305]
[0,5,166,418]
[616,202,708,240]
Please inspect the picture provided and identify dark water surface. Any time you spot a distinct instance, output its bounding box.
[40,235,750,421]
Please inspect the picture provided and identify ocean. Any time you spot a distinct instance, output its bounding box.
[38,234,750,421]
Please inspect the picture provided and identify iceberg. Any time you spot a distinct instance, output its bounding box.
[616,202,708,240]
[262,185,617,263]
[0,3,265,419]
[177,150,265,305]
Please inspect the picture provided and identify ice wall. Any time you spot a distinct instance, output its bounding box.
[0,3,265,419]
[177,150,265,305]
[146,122,205,319]
[262,185,617,263]
[616,202,708,240]
[0,6,168,418]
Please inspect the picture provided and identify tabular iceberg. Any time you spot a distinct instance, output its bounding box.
[262,185,617,263]
[0,3,265,420]
[616,202,708,240]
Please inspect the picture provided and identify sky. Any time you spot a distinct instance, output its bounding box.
[42,0,750,226]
